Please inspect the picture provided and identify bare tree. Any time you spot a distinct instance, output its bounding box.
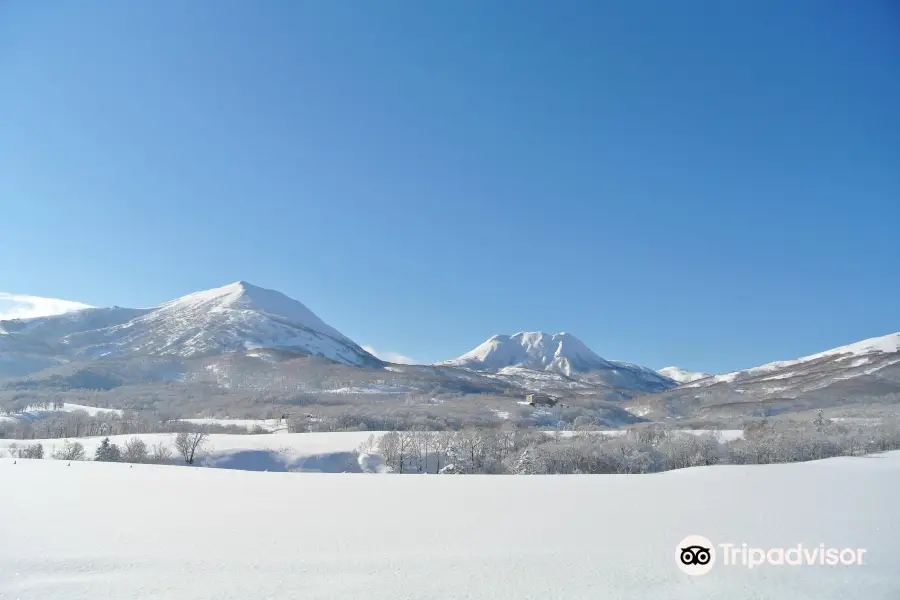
[52,440,86,461]
[378,431,400,471]
[433,430,453,474]
[70,410,89,437]
[123,437,149,463]
[149,441,173,463]
[413,428,431,473]
[174,432,208,464]
[396,431,414,474]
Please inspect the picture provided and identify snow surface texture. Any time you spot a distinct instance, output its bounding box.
[0,282,379,368]
[683,331,900,388]
[658,366,711,384]
[440,331,675,394]
[2,453,898,599]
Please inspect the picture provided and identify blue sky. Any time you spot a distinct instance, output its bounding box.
[1,1,898,372]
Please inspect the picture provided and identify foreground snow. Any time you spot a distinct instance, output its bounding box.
[2,453,898,599]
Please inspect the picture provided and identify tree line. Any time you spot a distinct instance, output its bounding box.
[0,408,263,440]
[363,415,900,475]
[6,432,208,465]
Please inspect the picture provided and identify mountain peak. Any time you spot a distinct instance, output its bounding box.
[438,331,676,394]
[157,282,350,343]
[441,331,613,376]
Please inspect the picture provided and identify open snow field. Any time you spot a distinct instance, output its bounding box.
[0,431,378,472]
[2,453,898,599]
[0,428,744,473]
[0,402,122,423]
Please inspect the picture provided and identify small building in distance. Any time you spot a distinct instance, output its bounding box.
[526,393,558,407]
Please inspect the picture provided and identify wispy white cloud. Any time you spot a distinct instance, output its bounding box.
[0,292,93,321]
[362,345,417,365]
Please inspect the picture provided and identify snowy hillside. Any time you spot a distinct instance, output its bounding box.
[658,366,711,384]
[0,306,149,339]
[682,332,900,389]
[440,332,675,396]
[3,453,898,599]
[0,282,381,370]
[626,332,900,420]
[0,402,122,424]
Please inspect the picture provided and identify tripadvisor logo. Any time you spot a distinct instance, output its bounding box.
[677,535,716,576]
[675,535,867,576]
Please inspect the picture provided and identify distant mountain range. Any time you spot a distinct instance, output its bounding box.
[626,333,900,420]
[0,283,674,399]
[1,281,898,421]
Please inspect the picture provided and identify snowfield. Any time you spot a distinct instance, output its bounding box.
[0,402,122,423]
[1,453,898,599]
[0,431,377,473]
[0,429,746,472]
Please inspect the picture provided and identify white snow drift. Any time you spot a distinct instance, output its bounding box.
[1,452,898,599]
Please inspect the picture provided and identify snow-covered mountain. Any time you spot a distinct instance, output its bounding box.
[0,282,381,369]
[626,332,900,420]
[657,366,711,384]
[441,332,612,375]
[439,332,676,396]
[680,332,900,390]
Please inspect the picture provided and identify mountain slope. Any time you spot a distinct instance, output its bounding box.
[681,332,900,389]
[626,332,900,419]
[439,332,675,396]
[657,366,711,384]
[0,282,381,370]
[0,306,150,340]
[441,332,615,375]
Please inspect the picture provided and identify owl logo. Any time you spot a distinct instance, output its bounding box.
[680,545,712,566]
[675,535,716,575]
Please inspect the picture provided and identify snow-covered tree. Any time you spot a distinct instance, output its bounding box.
[95,437,122,462]
[52,440,86,461]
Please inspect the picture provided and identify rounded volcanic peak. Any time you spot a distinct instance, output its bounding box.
[156,281,348,342]
[443,330,614,374]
